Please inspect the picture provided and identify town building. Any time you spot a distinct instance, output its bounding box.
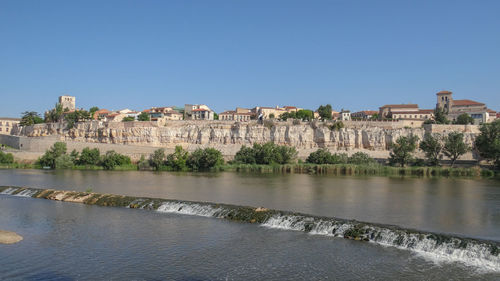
[379,104,419,119]
[219,110,252,122]
[351,110,378,120]
[340,109,351,121]
[184,104,215,120]
[392,109,434,121]
[0,117,20,135]
[93,109,110,120]
[436,90,493,124]
[58,95,76,111]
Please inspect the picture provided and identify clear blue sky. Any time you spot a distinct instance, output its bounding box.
[1,0,499,117]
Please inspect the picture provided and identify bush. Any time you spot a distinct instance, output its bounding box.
[233,145,256,164]
[241,142,297,165]
[38,142,68,168]
[306,148,348,164]
[348,152,375,165]
[137,155,151,170]
[149,148,166,170]
[78,147,100,165]
[100,151,131,170]
[55,154,75,169]
[187,148,224,170]
[165,146,189,171]
[0,150,14,164]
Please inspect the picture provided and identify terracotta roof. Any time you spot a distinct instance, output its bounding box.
[487,109,496,114]
[436,90,452,95]
[380,104,419,109]
[107,113,121,117]
[353,110,378,115]
[192,108,210,112]
[418,109,435,113]
[452,99,485,106]
[284,106,297,109]
[142,109,151,112]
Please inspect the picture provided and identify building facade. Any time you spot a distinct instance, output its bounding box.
[0,117,20,135]
[436,90,493,124]
[351,110,378,120]
[184,104,215,120]
[379,104,419,119]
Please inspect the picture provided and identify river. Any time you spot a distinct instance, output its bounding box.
[1,169,499,279]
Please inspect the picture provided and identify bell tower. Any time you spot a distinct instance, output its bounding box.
[436,90,452,111]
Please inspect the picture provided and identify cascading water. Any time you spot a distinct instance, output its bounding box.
[1,185,499,271]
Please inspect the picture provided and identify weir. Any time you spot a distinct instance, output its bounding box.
[1,185,498,271]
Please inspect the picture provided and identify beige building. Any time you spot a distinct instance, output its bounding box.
[379,104,419,119]
[392,109,434,120]
[219,111,252,122]
[59,95,76,111]
[340,109,351,121]
[184,104,214,120]
[436,90,493,124]
[0,117,20,135]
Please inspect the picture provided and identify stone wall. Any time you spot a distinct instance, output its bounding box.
[4,121,481,161]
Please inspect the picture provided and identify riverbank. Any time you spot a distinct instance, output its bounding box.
[1,185,498,271]
[1,162,498,179]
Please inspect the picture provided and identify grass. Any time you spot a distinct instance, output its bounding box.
[0,161,498,179]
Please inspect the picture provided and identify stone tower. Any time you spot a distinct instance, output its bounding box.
[436,91,452,111]
[59,95,76,111]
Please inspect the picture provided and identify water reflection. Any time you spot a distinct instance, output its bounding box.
[0,169,499,240]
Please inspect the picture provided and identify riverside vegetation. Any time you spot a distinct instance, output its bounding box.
[1,120,499,178]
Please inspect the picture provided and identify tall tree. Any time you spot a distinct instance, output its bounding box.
[454,113,474,125]
[474,119,500,169]
[443,132,470,167]
[137,112,150,121]
[317,104,333,120]
[20,111,44,126]
[389,135,419,167]
[419,134,443,166]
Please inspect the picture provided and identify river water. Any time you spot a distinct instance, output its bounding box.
[1,169,499,279]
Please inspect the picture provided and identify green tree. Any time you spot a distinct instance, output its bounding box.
[213,113,219,120]
[100,151,131,170]
[149,148,166,170]
[20,111,44,126]
[186,148,224,170]
[317,104,333,120]
[474,120,500,169]
[38,142,68,168]
[165,146,189,170]
[268,113,275,119]
[44,103,64,123]
[137,112,150,121]
[348,152,375,165]
[89,107,99,119]
[389,135,419,167]
[296,109,314,121]
[419,134,443,166]
[0,151,14,164]
[433,107,450,124]
[454,113,474,125]
[443,132,470,167]
[78,147,100,165]
[65,110,91,128]
[122,116,135,122]
[233,145,256,164]
[55,154,75,169]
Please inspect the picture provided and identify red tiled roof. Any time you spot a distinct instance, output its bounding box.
[284,106,297,109]
[487,109,496,114]
[380,104,418,109]
[142,109,151,112]
[192,109,210,112]
[452,99,485,106]
[436,90,452,95]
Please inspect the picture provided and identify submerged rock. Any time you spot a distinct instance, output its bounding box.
[0,230,23,244]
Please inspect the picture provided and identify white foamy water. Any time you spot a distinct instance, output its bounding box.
[0,187,17,195]
[262,214,500,272]
[156,201,224,217]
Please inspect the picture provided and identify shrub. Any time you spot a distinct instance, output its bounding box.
[187,148,224,170]
[137,155,151,170]
[78,147,100,165]
[348,152,375,165]
[306,148,349,164]
[165,146,189,171]
[149,148,166,170]
[233,145,256,164]
[247,142,298,165]
[0,150,14,164]
[55,154,75,169]
[38,142,68,168]
[100,151,131,170]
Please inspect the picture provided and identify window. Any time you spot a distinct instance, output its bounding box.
[6,128,8,132]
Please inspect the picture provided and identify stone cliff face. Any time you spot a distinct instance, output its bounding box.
[14,121,479,153]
